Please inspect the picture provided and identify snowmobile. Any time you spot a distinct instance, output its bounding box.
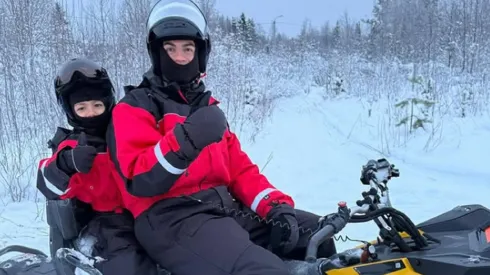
[2,158,490,275]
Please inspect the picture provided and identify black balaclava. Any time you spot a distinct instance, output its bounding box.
[159,47,200,85]
[68,86,113,138]
[158,45,205,103]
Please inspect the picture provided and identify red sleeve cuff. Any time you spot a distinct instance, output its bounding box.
[252,189,294,218]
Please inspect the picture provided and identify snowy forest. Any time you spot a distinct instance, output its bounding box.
[0,0,489,202]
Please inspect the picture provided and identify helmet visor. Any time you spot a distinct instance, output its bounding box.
[147,0,207,42]
[55,59,108,87]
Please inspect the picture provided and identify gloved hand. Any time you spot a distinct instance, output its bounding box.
[59,132,97,174]
[173,102,228,161]
[266,204,300,256]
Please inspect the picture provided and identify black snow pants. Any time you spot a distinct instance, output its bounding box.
[134,186,336,275]
[84,210,160,275]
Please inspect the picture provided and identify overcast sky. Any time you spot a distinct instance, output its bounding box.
[65,0,375,37]
[214,0,375,37]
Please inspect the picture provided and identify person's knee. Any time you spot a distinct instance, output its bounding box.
[138,215,291,275]
[232,244,290,275]
[95,249,159,275]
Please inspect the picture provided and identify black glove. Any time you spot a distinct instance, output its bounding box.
[58,132,97,174]
[174,104,228,161]
[266,204,300,256]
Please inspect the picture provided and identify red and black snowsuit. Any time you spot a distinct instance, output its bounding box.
[106,71,337,275]
[36,127,158,275]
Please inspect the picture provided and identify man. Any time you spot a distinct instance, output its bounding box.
[106,0,336,274]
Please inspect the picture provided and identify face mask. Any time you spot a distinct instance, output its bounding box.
[159,49,200,85]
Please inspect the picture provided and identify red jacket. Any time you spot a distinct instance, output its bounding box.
[106,75,294,218]
[36,128,124,213]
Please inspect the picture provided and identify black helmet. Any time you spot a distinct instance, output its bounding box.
[146,0,211,77]
[54,58,116,128]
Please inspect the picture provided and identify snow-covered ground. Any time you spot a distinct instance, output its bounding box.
[1,87,489,262]
[243,89,490,252]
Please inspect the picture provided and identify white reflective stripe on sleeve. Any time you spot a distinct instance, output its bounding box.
[40,161,64,195]
[250,188,277,212]
[154,140,186,175]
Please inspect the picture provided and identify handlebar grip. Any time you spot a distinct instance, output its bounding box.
[305,224,335,263]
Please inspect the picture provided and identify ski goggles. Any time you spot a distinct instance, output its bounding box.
[55,61,109,90]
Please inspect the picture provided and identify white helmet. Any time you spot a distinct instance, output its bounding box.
[146,0,211,74]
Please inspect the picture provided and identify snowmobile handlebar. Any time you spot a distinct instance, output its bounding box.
[56,248,103,275]
[304,196,378,263]
[305,201,351,262]
[305,159,401,262]
[305,224,338,263]
[0,245,47,258]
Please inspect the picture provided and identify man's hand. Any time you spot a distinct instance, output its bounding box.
[174,104,228,160]
[266,204,300,256]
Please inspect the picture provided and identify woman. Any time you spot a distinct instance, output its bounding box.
[36,58,158,275]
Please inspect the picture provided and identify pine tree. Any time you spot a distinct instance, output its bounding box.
[395,76,436,133]
[332,21,341,49]
[50,2,75,63]
[354,22,363,52]
[230,13,258,51]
